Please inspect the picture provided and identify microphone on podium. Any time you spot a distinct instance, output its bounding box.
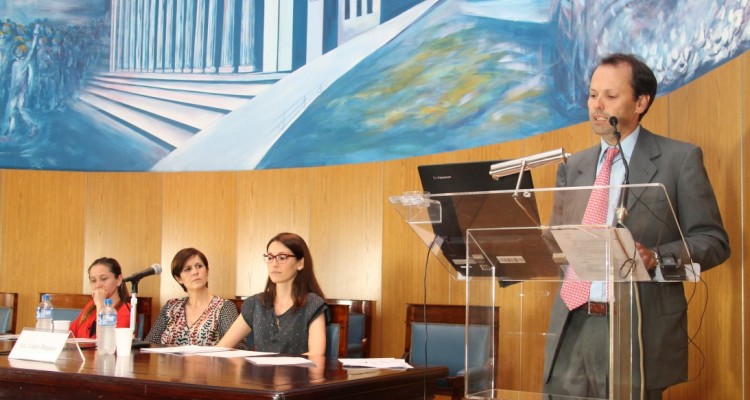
[123,264,162,283]
[610,116,630,227]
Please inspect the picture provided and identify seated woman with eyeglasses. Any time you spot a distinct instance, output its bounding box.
[145,248,247,349]
[217,232,328,355]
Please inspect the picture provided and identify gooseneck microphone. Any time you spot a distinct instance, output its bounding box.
[610,117,630,227]
[609,116,621,141]
[123,263,162,283]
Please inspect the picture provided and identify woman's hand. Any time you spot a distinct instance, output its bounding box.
[92,288,108,310]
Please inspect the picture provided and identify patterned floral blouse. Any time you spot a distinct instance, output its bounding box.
[145,295,246,349]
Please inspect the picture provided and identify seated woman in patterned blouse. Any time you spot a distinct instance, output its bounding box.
[217,232,328,355]
[145,248,246,349]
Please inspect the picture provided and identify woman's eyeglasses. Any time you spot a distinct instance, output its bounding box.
[263,253,296,264]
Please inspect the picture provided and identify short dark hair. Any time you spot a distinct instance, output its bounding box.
[597,53,658,121]
[171,248,209,292]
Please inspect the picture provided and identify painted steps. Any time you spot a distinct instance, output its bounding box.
[79,71,288,148]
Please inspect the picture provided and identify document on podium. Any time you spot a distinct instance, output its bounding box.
[551,227,650,281]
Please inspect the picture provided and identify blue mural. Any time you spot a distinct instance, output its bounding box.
[0,0,748,172]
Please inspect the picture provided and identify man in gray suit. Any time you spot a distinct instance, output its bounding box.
[542,53,730,399]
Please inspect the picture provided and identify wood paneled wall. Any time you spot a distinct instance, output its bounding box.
[0,51,746,399]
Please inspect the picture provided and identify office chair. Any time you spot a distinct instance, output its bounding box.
[0,292,18,334]
[326,298,375,358]
[43,293,152,339]
[403,303,499,400]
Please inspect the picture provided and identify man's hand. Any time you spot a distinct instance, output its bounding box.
[635,242,658,271]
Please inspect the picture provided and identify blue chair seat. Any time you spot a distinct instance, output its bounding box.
[347,313,366,357]
[52,307,147,338]
[410,322,492,390]
[54,308,82,323]
[404,303,499,400]
[326,323,341,359]
[0,307,11,334]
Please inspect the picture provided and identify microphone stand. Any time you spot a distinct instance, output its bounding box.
[129,280,140,339]
[610,117,630,227]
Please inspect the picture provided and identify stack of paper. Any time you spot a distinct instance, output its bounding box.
[339,358,413,369]
[141,345,281,358]
[141,345,232,355]
[246,356,317,367]
[190,350,277,358]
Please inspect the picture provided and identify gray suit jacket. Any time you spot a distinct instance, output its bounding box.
[542,128,730,390]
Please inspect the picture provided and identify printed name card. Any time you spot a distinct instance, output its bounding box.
[9,328,80,363]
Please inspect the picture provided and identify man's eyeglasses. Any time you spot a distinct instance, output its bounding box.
[263,253,296,264]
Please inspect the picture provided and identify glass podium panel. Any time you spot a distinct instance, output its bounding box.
[390,183,694,400]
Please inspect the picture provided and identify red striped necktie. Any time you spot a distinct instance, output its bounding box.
[560,147,620,310]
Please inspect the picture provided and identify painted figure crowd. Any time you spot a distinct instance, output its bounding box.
[0,18,107,140]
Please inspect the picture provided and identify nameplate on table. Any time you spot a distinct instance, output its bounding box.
[9,328,83,363]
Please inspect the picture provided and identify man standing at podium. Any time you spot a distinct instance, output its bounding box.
[542,53,730,399]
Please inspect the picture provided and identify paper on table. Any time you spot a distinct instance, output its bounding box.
[246,356,316,367]
[339,358,413,369]
[188,350,277,358]
[68,338,97,344]
[0,334,20,341]
[141,345,232,355]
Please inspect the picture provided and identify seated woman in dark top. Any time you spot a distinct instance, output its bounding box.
[145,248,246,349]
[217,232,328,355]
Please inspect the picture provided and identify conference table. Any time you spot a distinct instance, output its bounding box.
[0,343,448,399]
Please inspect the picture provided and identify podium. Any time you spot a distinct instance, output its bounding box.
[390,183,694,399]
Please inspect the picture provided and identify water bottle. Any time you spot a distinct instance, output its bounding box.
[97,298,117,355]
[35,294,54,331]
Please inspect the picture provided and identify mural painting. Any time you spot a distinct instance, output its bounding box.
[0,0,747,172]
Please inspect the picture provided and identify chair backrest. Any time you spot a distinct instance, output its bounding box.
[327,303,349,358]
[0,292,18,334]
[404,303,499,375]
[410,322,491,375]
[0,308,11,334]
[42,293,152,339]
[326,298,375,358]
[230,297,244,312]
[325,323,340,359]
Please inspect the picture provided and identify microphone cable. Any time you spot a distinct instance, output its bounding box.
[418,235,440,400]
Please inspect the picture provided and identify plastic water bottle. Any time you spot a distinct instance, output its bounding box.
[97,298,117,355]
[35,294,54,331]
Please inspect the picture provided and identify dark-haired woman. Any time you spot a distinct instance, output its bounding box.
[217,232,328,355]
[145,248,246,349]
[69,257,131,338]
